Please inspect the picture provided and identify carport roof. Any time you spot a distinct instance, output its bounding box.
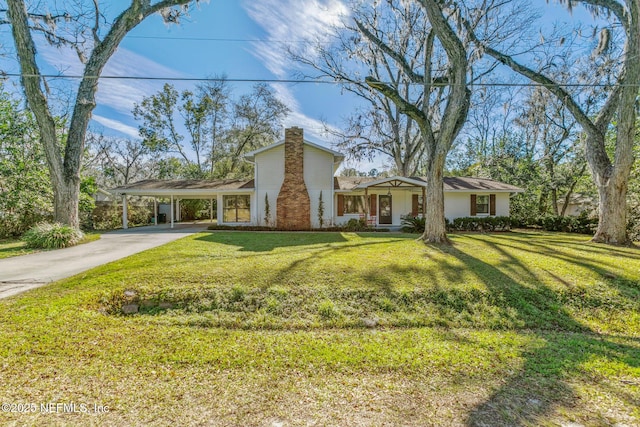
[111,178,254,197]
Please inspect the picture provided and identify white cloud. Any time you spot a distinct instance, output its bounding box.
[242,0,349,78]
[242,0,349,144]
[92,115,140,139]
[37,43,185,116]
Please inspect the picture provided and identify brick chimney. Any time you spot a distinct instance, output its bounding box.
[277,127,311,230]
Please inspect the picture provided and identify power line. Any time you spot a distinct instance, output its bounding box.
[3,73,639,88]
[128,35,315,43]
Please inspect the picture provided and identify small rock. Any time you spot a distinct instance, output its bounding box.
[140,300,155,308]
[122,304,139,314]
[124,290,137,298]
[158,302,174,309]
[362,317,378,328]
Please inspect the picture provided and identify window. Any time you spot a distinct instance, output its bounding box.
[343,195,365,214]
[223,195,251,223]
[476,195,489,214]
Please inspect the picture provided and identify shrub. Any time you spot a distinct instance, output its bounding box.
[448,216,512,232]
[343,218,368,232]
[539,211,597,235]
[22,222,84,249]
[401,216,425,233]
[91,202,152,231]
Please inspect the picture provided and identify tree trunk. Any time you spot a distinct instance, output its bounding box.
[591,164,631,245]
[538,189,548,216]
[52,175,80,229]
[421,152,449,244]
[8,0,196,231]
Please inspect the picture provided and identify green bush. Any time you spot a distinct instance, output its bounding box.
[448,216,512,232]
[22,222,84,249]
[539,211,597,235]
[343,218,369,232]
[401,216,425,233]
[91,202,152,231]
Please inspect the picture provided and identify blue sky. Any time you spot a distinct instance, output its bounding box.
[35,1,357,142]
[0,0,361,155]
[2,0,595,172]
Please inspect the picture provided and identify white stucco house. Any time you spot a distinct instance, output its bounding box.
[112,127,523,229]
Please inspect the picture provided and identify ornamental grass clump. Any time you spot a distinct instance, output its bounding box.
[22,222,84,249]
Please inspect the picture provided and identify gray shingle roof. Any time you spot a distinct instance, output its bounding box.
[335,176,522,192]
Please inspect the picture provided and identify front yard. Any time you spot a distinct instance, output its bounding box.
[0,233,101,259]
[1,231,638,426]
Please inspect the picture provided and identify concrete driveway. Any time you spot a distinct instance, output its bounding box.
[0,223,210,299]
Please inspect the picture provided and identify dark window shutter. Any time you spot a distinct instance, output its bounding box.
[370,194,377,215]
[412,194,419,216]
[337,194,344,215]
[490,194,496,216]
[470,194,477,216]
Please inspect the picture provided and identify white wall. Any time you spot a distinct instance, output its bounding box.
[253,143,335,228]
[253,145,285,226]
[444,192,511,220]
[334,190,513,225]
[304,145,335,228]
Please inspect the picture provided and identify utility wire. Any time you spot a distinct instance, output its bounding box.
[128,35,316,43]
[3,72,640,88]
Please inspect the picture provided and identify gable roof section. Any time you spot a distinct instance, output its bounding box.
[111,178,254,197]
[335,176,523,192]
[244,139,344,163]
[442,177,523,192]
[355,176,427,189]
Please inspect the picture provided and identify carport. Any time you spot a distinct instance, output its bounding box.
[111,178,254,229]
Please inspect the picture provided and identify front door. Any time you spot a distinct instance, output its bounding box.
[379,195,392,224]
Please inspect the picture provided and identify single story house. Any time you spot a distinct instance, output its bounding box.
[112,127,523,229]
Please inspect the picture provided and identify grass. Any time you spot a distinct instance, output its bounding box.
[0,231,639,426]
[0,233,101,259]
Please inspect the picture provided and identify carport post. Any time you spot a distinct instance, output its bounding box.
[122,194,128,230]
[176,199,180,222]
[170,194,174,229]
[154,198,158,225]
[210,198,213,223]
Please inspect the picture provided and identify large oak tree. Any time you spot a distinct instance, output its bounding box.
[294,0,527,243]
[6,0,203,229]
[468,0,639,245]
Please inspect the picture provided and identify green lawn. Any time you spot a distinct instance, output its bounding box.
[0,233,101,259]
[0,237,44,259]
[1,231,638,426]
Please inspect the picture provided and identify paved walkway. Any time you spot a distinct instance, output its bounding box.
[0,223,210,299]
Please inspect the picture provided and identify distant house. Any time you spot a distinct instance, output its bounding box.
[95,188,116,203]
[112,127,523,229]
[557,193,596,216]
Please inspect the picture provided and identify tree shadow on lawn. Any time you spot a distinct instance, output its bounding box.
[492,231,640,258]
[194,231,413,252]
[438,239,640,425]
[466,233,640,289]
